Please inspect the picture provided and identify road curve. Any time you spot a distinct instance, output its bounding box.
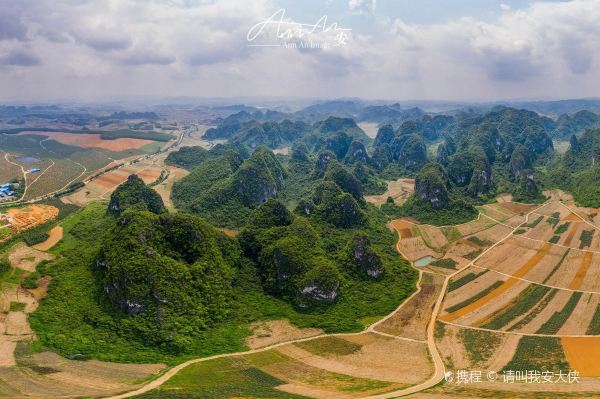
[104,203,547,399]
[105,219,440,399]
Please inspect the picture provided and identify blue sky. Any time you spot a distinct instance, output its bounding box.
[276,1,570,27]
[0,0,598,101]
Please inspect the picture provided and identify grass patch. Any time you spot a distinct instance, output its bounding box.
[430,258,457,270]
[434,321,446,340]
[0,265,28,285]
[579,230,595,249]
[448,270,488,292]
[467,236,493,247]
[463,249,483,260]
[502,336,569,373]
[481,285,550,330]
[445,280,503,313]
[136,357,305,399]
[513,229,526,235]
[382,197,478,227]
[459,329,502,365]
[9,302,26,312]
[294,336,362,356]
[549,235,561,244]
[536,292,582,334]
[586,305,600,335]
[245,349,394,394]
[554,222,571,235]
[244,350,293,367]
[21,271,41,289]
[441,227,461,242]
[522,215,543,228]
[546,212,560,227]
[509,289,558,331]
[0,226,11,240]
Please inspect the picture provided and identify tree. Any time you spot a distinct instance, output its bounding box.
[108,175,166,216]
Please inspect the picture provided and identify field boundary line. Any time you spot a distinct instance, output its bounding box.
[438,319,600,339]
[469,263,600,295]
[561,202,600,233]
[370,330,427,344]
[514,234,600,255]
[22,159,55,200]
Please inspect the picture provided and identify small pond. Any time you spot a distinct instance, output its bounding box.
[414,256,436,267]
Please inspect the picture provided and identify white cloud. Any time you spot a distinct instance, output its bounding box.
[349,0,376,15]
[0,0,599,101]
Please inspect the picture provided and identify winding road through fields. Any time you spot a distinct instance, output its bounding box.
[104,202,550,399]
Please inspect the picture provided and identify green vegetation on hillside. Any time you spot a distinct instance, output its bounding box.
[108,174,166,215]
[30,192,416,362]
[165,146,210,169]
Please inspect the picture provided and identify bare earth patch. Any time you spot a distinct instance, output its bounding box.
[375,273,444,341]
[0,336,17,367]
[365,179,415,206]
[246,319,323,349]
[33,226,63,251]
[17,131,156,151]
[278,333,432,385]
[0,351,165,398]
[6,204,59,232]
[5,312,33,336]
[7,242,54,272]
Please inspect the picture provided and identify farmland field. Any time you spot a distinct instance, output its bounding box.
[0,131,174,201]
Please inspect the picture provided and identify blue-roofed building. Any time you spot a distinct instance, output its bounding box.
[28,168,41,173]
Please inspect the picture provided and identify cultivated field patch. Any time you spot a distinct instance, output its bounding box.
[245,347,404,396]
[365,178,414,206]
[562,337,600,377]
[17,131,157,151]
[502,336,570,373]
[375,272,444,340]
[246,319,323,349]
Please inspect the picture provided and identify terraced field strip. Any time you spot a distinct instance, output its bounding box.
[502,336,569,373]
[536,292,583,334]
[563,203,600,233]
[587,305,600,335]
[447,270,489,292]
[440,243,551,323]
[508,288,558,331]
[477,285,551,329]
[563,222,579,247]
[568,252,593,290]
[542,249,570,284]
[562,337,600,377]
